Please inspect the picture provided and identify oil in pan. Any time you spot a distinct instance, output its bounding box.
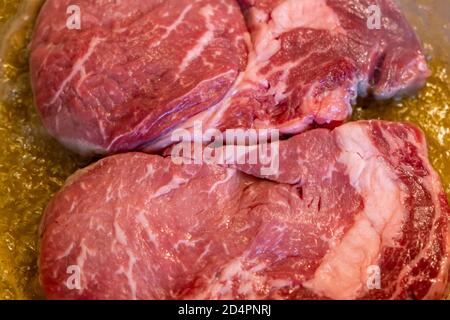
[0,0,449,300]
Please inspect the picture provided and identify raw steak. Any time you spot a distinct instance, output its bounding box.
[30,0,248,154]
[212,0,431,130]
[31,0,430,154]
[39,121,450,300]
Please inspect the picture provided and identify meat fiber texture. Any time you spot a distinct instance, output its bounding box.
[30,0,430,155]
[39,121,450,300]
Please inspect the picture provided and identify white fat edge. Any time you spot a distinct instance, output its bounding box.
[250,0,344,63]
[303,123,408,299]
[270,0,343,35]
[303,218,381,300]
[335,123,407,245]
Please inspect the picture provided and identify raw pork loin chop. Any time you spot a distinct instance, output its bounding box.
[31,0,430,154]
[40,121,450,300]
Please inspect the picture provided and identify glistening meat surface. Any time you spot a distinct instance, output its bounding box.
[30,0,248,154]
[31,0,430,154]
[39,121,450,299]
[212,0,431,131]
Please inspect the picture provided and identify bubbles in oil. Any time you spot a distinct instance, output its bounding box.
[0,0,448,300]
[0,0,88,299]
[353,60,450,200]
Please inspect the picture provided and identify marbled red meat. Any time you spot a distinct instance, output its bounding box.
[39,121,450,299]
[30,0,248,154]
[212,0,431,132]
[31,0,430,154]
